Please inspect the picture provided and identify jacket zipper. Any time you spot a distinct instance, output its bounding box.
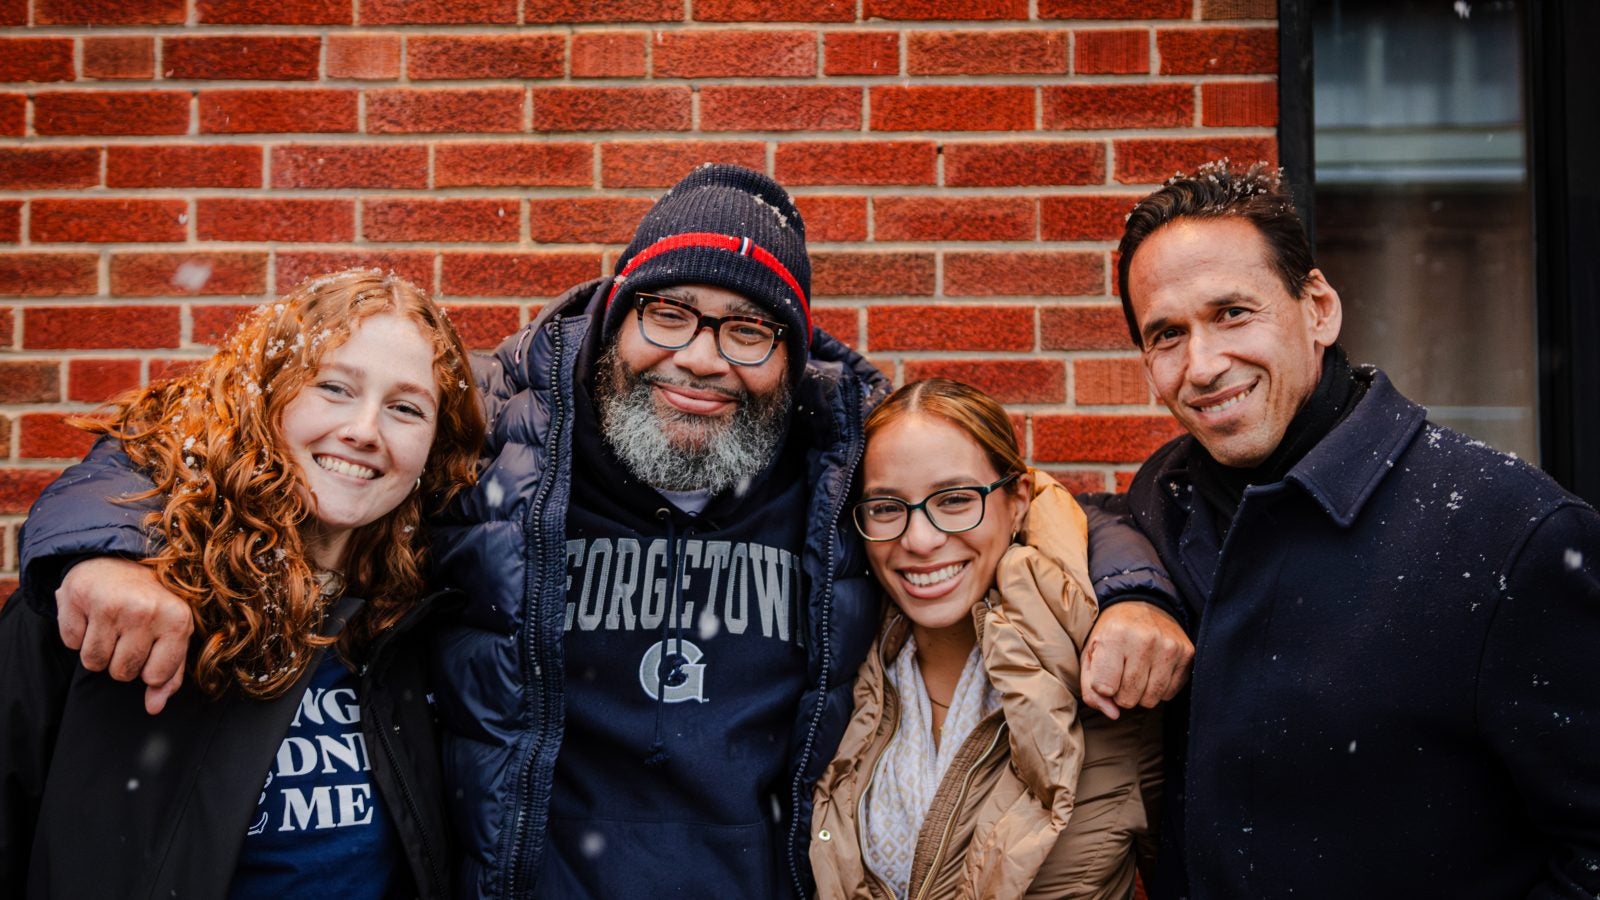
[786,375,867,898]
[909,723,1008,900]
[505,317,569,898]
[371,686,448,897]
[362,591,453,897]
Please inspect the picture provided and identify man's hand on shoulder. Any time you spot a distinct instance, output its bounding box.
[58,557,192,715]
[1079,600,1194,719]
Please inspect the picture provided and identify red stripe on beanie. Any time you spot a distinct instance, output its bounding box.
[604,231,812,340]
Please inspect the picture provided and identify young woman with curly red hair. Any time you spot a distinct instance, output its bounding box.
[0,269,484,899]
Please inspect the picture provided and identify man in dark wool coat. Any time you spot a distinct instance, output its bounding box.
[1112,160,1600,899]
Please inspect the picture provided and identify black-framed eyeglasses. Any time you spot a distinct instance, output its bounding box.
[851,472,1019,543]
[634,293,787,367]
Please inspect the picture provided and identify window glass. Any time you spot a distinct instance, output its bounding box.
[1313,0,1536,459]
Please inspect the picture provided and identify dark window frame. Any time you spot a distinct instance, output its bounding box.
[1277,0,1600,503]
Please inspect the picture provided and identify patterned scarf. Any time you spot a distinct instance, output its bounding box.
[862,636,1002,898]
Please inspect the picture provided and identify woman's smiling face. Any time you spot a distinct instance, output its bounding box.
[279,312,440,569]
[860,412,1030,635]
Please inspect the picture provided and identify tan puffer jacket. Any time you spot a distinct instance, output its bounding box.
[810,472,1162,900]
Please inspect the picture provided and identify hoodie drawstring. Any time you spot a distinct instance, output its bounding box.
[645,508,692,768]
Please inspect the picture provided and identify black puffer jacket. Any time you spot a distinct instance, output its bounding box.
[0,587,456,899]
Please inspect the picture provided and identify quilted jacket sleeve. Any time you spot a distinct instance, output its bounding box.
[472,321,539,461]
[1077,491,1182,625]
[18,436,159,615]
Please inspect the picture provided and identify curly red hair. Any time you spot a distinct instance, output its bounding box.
[79,269,484,700]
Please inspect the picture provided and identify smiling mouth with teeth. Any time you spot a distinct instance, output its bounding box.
[903,562,966,587]
[315,455,379,480]
[1198,385,1252,414]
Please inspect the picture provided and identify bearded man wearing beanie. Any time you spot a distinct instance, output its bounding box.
[19,164,1185,897]
[423,164,897,898]
[440,165,894,899]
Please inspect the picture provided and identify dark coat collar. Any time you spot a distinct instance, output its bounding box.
[1280,368,1427,526]
[1147,368,1428,529]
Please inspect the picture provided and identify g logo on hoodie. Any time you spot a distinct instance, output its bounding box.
[639,639,708,703]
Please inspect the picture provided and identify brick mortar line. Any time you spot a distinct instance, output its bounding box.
[8,73,1279,89]
[0,400,1164,415]
[2,298,270,306]
[5,186,1161,199]
[1068,407,1169,416]
[0,401,101,413]
[395,26,410,82]
[0,344,1140,358]
[997,403,1168,414]
[838,301,1118,309]
[1,237,1123,250]
[0,122,1276,146]
[8,242,419,252]
[5,20,1273,38]
[874,354,1141,362]
[0,299,1125,311]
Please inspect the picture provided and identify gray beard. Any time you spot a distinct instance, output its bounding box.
[596,343,792,495]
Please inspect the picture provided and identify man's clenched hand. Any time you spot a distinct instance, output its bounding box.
[1080,600,1193,719]
[58,557,192,715]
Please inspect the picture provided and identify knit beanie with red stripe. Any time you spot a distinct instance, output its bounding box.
[602,163,812,386]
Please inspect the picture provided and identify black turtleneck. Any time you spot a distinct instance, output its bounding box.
[1189,344,1367,529]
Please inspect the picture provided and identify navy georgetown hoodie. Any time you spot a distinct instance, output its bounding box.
[537,324,811,899]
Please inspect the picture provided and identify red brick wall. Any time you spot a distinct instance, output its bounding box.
[0,0,1279,590]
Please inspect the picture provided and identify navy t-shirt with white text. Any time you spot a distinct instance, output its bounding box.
[230,654,403,899]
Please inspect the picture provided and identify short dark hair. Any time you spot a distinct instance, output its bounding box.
[1117,160,1314,346]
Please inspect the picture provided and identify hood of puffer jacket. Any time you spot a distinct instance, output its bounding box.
[810,471,1099,899]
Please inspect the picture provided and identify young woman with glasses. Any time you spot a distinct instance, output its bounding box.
[810,378,1171,899]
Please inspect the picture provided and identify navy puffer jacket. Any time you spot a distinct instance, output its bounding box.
[427,278,890,899]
